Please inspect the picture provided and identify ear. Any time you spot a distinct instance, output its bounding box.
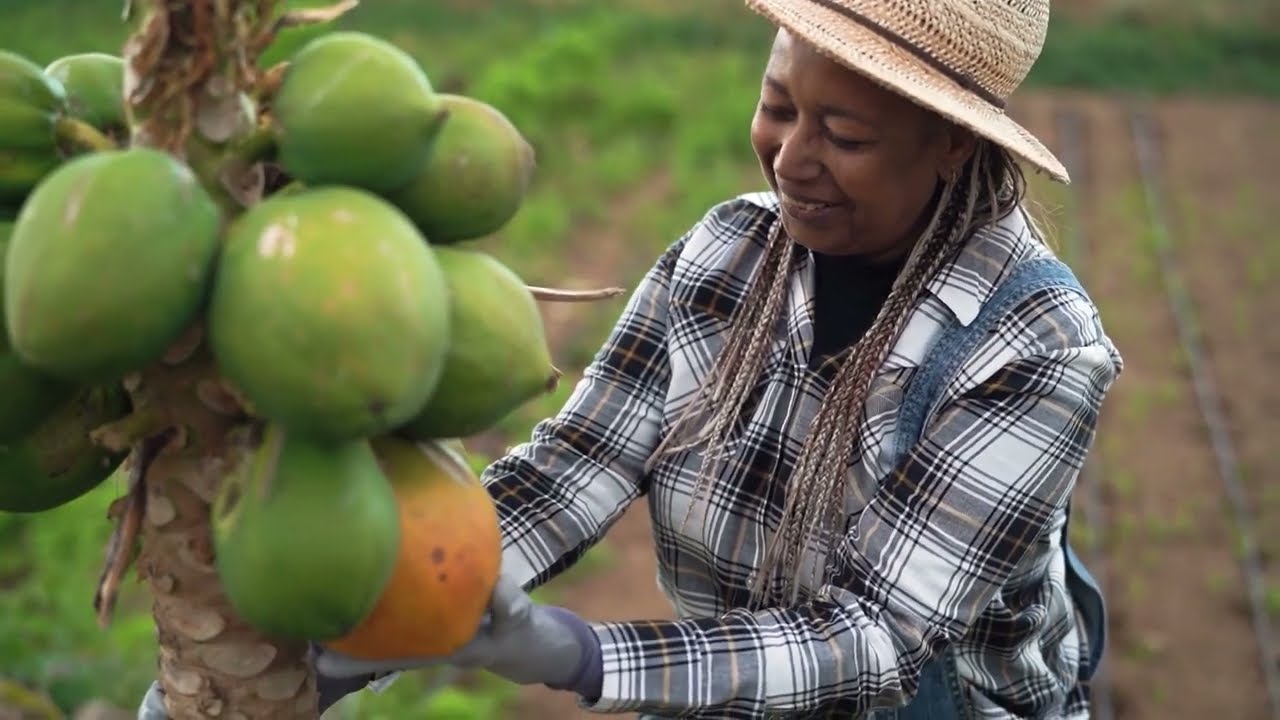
[934,122,979,182]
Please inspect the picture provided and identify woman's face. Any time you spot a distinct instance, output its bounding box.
[750,30,976,260]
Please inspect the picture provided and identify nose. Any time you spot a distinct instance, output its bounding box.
[774,123,823,184]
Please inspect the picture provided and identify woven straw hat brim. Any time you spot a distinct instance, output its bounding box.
[745,0,1070,184]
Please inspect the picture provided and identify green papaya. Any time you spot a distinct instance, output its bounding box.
[0,148,67,208]
[398,248,557,440]
[272,31,447,193]
[208,186,451,441]
[0,51,68,205]
[43,53,126,138]
[0,352,75,441]
[0,383,129,513]
[387,94,536,244]
[212,423,400,640]
[4,147,222,383]
[0,223,78,439]
[0,51,67,152]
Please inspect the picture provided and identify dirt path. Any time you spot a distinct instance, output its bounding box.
[1153,95,1280,702]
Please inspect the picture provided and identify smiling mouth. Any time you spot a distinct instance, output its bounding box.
[779,194,843,222]
[780,193,840,211]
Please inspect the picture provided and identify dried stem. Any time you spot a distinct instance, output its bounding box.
[527,285,626,302]
[254,61,288,104]
[245,0,360,65]
[274,0,359,29]
[95,431,172,627]
[124,0,278,154]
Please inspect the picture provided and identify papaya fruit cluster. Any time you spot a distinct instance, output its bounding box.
[0,31,558,658]
[0,50,133,514]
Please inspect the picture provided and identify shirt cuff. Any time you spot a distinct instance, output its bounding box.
[576,619,707,714]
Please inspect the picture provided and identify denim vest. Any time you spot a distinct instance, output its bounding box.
[870,256,1109,719]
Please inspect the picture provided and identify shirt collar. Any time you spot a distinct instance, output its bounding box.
[923,206,1034,326]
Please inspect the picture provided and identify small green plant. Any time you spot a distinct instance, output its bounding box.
[0,484,158,712]
[324,670,518,720]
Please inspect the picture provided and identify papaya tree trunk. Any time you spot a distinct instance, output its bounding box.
[106,1,320,717]
[131,339,319,719]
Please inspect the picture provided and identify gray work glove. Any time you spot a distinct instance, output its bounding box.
[315,574,603,697]
[137,681,165,720]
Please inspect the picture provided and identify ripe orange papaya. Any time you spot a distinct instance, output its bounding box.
[324,436,501,660]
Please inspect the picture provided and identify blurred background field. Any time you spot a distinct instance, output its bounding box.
[1,1,1277,718]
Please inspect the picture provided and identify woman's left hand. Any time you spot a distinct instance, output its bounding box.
[315,575,602,695]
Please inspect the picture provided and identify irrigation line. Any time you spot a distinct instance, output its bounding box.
[1129,106,1280,719]
[1053,107,1116,720]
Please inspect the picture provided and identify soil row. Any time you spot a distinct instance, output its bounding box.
[1020,92,1279,720]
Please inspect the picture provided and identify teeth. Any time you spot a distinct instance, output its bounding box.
[783,194,832,211]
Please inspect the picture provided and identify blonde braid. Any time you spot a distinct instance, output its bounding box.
[647,140,1034,608]
[645,219,800,533]
[757,156,988,605]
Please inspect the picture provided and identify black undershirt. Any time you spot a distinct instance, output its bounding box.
[807,250,907,373]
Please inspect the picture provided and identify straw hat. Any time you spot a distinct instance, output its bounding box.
[744,0,1069,183]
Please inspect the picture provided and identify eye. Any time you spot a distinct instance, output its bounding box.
[758,102,794,121]
[826,134,871,150]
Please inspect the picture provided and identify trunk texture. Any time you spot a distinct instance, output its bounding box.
[133,338,318,719]
[114,1,320,717]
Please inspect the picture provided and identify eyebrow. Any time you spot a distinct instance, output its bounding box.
[763,75,877,128]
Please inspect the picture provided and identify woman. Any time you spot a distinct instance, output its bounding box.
[145,0,1123,717]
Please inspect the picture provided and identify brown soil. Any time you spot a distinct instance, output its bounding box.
[1017,91,1278,719]
[1153,95,1280,700]
[500,93,1280,720]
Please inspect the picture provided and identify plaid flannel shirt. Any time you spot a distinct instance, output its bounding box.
[481,191,1124,719]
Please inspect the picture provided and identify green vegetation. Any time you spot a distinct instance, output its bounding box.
[1,0,1276,716]
[1033,18,1280,96]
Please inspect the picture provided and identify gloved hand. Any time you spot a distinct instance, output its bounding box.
[137,681,165,720]
[315,574,603,699]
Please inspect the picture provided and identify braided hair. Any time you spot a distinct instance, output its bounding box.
[646,138,1041,607]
